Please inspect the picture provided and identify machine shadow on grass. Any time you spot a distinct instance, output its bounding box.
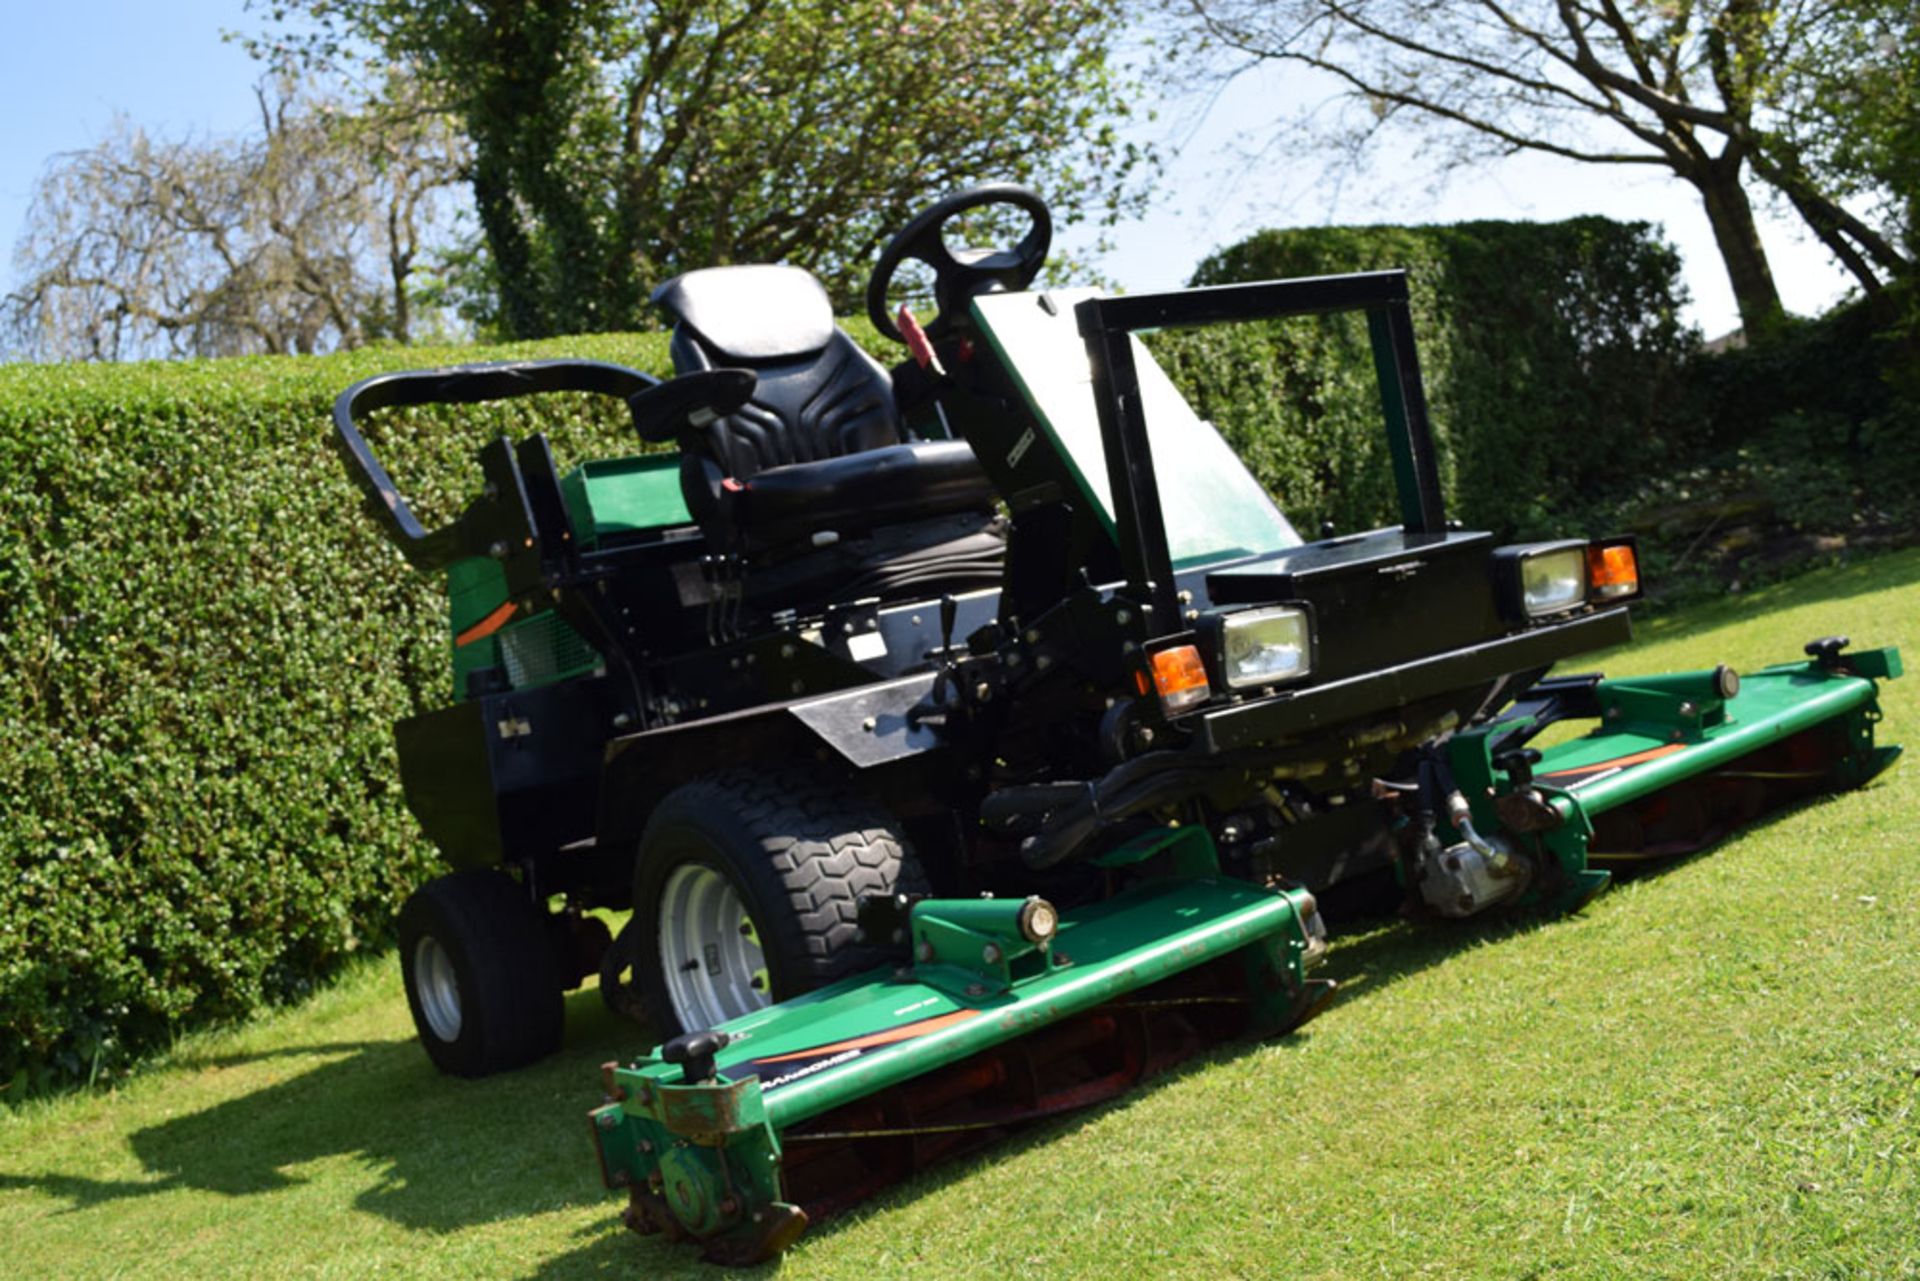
[523,902,1604,1276]
[6,780,1879,1273]
[3,988,645,1231]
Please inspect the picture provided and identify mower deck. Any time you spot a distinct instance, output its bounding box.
[589,827,1329,1264]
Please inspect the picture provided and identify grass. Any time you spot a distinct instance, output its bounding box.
[5,549,1919,1279]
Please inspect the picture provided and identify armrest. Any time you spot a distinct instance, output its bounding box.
[626,368,757,443]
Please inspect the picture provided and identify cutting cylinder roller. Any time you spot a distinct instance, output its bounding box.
[588,830,1330,1264]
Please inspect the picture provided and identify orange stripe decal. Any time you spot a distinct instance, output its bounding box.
[1539,741,1687,779]
[455,601,518,648]
[754,1009,981,1064]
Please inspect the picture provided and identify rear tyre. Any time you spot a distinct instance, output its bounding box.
[633,767,926,1037]
[398,870,565,1077]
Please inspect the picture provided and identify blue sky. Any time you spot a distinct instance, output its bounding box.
[2,2,1853,339]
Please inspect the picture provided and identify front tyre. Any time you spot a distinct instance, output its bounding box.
[633,768,926,1037]
[397,870,565,1077]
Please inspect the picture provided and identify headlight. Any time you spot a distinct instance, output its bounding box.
[1493,542,1590,620]
[1521,548,1587,615]
[1218,606,1313,689]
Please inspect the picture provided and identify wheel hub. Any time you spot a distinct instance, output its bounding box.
[658,863,772,1030]
[412,935,463,1042]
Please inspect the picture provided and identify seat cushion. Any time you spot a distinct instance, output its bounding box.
[731,440,995,549]
[651,265,836,362]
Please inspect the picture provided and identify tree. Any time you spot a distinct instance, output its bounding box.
[1175,0,1917,334]
[1760,3,1918,300]
[4,79,465,362]
[253,0,1153,339]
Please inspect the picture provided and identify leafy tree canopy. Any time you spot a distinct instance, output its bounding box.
[252,0,1154,339]
[1173,0,1916,335]
[4,78,464,362]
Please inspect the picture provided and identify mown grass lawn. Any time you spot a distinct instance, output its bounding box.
[6,550,1919,1279]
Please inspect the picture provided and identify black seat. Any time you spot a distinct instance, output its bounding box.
[650,265,996,559]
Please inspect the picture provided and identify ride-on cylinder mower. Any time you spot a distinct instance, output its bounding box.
[331,184,1900,1264]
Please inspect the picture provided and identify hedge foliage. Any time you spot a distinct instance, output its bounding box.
[0,334,670,1093]
[1149,218,1698,538]
[4,217,1905,1095]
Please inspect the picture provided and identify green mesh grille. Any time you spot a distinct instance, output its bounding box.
[497,611,600,689]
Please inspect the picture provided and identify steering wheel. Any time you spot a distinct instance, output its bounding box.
[866,183,1053,344]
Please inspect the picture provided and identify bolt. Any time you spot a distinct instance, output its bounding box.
[730,656,742,669]
[1678,701,1698,716]
[781,643,796,658]
[965,983,987,997]
[1054,952,1072,966]
[843,620,856,634]
[791,680,805,694]
[982,943,1003,964]
[1024,629,1040,644]
[1115,608,1131,625]
[597,1111,617,1129]
[916,941,935,962]
[489,540,509,559]
[613,712,633,729]
[862,716,878,731]
[974,681,993,701]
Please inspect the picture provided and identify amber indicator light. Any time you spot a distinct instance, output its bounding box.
[1587,543,1639,599]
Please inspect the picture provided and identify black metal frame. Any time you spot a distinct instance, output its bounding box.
[1074,270,1448,635]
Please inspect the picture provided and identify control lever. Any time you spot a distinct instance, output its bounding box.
[660,1029,731,1084]
[1495,747,1544,786]
[910,594,961,729]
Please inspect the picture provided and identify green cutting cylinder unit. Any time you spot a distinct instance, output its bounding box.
[588,827,1330,1265]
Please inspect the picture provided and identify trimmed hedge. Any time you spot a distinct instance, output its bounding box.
[5,216,1898,1095]
[1150,219,1698,538]
[0,334,670,1093]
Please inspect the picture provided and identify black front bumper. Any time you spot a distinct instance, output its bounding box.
[1195,606,1633,753]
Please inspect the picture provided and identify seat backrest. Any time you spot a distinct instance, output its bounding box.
[651,265,902,481]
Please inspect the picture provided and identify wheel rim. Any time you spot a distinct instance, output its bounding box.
[657,863,772,1030]
[412,935,462,1042]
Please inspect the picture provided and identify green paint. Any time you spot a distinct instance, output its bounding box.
[559,455,690,547]
[1449,649,1903,912]
[445,557,508,699]
[589,828,1322,1257]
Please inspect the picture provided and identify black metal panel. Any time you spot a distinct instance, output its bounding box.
[1203,528,1506,683]
[1080,271,1410,331]
[394,680,610,870]
[1194,607,1634,753]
